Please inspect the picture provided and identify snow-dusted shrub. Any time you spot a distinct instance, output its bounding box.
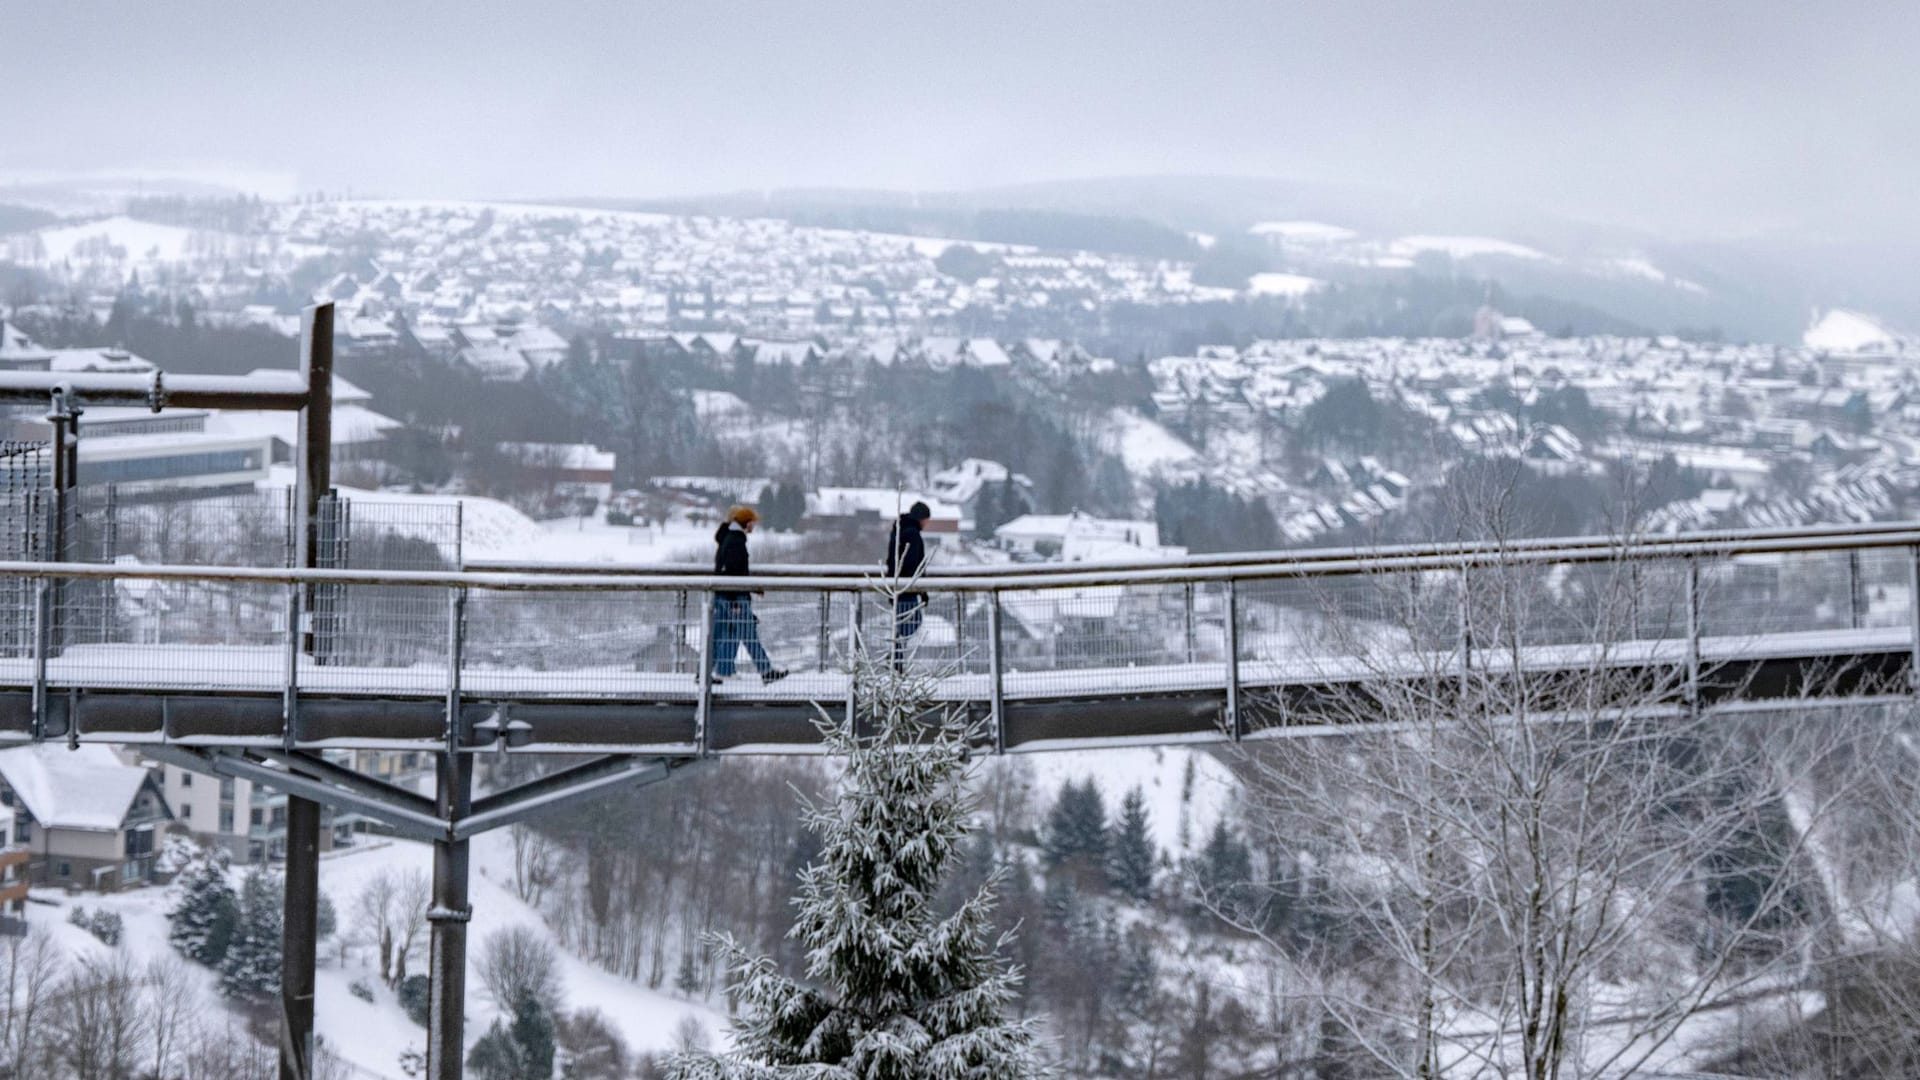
[350,976,377,1003]
[66,905,124,946]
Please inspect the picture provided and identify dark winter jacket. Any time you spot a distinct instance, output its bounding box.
[714,523,750,600]
[884,513,928,598]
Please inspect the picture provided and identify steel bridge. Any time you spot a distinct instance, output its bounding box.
[4,306,1916,1079]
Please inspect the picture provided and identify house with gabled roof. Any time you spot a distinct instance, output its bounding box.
[0,745,172,891]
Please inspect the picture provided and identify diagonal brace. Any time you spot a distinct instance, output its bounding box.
[144,745,448,842]
[451,755,689,841]
[255,748,438,819]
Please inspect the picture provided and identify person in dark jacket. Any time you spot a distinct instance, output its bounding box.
[884,502,932,668]
[710,505,786,683]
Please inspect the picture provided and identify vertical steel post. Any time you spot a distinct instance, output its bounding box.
[281,302,331,1080]
[673,590,689,674]
[281,581,302,751]
[29,578,49,741]
[1908,545,1920,693]
[817,592,831,672]
[987,591,1006,753]
[1183,582,1196,664]
[1684,558,1702,711]
[694,589,715,756]
[1457,565,1472,705]
[1848,549,1866,629]
[1224,579,1242,741]
[845,591,862,730]
[279,795,320,1080]
[44,390,76,660]
[100,484,118,642]
[446,588,466,753]
[953,592,967,669]
[425,753,473,1080]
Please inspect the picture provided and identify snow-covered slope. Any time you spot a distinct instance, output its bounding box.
[1805,308,1903,353]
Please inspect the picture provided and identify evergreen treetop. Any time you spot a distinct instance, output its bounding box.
[668,605,1047,1079]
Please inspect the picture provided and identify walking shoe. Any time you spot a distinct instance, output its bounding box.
[761,669,789,684]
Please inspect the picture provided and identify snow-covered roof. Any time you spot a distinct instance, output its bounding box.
[809,488,959,521]
[0,744,153,832]
[0,320,52,364]
[500,441,616,472]
[49,347,155,374]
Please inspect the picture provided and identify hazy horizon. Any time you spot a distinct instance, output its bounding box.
[5,2,1917,241]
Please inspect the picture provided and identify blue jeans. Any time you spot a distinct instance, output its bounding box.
[711,595,772,677]
[893,594,925,664]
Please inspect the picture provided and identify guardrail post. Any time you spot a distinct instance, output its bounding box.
[1457,565,1472,697]
[1183,582,1196,664]
[953,591,967,670]
[817,592,832,672]
[694,589,715,756]
[1908,545,1920,694]
[445,587,466,754]
[1224,579,1242,741]
[1684,557,1701,711]
[673,590,689,674]
[845,591,863,730]
[282,581,302,750]
[1848,549,1866,629]
[30,578,49,741]
[988,591,1005,753]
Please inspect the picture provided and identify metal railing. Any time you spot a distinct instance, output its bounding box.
[2,522,1918,752]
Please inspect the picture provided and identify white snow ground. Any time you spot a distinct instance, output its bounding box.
[22,832,726,1079]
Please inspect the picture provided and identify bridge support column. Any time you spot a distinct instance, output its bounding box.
[427,752,474,1080]
[280,796,320,1080]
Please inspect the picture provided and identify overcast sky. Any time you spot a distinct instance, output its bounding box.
[5,1,1914,239]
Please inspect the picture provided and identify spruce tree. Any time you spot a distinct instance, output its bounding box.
[667,606,1046,1079]
[219,868,284,1001]
[1042,779,1108,889]
[168,848,238,966]
[1106,787,1157,902]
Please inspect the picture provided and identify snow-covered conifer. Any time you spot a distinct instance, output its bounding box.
[218,868,283,1001]
[167,848,238,967]
[668,596,1048,1079]
[1106,786,1156,902]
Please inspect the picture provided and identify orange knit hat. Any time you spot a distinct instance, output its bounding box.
[728,505,760,526]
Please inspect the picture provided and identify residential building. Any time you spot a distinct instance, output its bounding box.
[0,745,172,890]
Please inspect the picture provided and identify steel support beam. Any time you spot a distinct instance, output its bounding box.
[144,746,448,841]
[453,756,679,841]
[280,794,320,1080]
[256,749,439,818]
[426,752,473,1080]
[283,302,334,1080]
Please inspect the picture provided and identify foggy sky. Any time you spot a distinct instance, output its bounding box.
[6,1,1916,240]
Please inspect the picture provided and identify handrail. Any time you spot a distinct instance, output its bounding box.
[465,519,1920,579]
[5,525,1918,593]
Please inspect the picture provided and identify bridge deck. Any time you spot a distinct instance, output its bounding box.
[0,624,1906,754]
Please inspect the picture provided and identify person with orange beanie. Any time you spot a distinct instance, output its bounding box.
[710,505,786,684]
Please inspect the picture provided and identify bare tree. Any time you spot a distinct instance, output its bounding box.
[145,952,196,1079]
[355,869,399,986]
[511,823,555,908]
[392,867,431,987]
[0,931,61,1078]
[50,950,150,1080]
[1223,496,1877,1078]
[477,924,563,1014]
